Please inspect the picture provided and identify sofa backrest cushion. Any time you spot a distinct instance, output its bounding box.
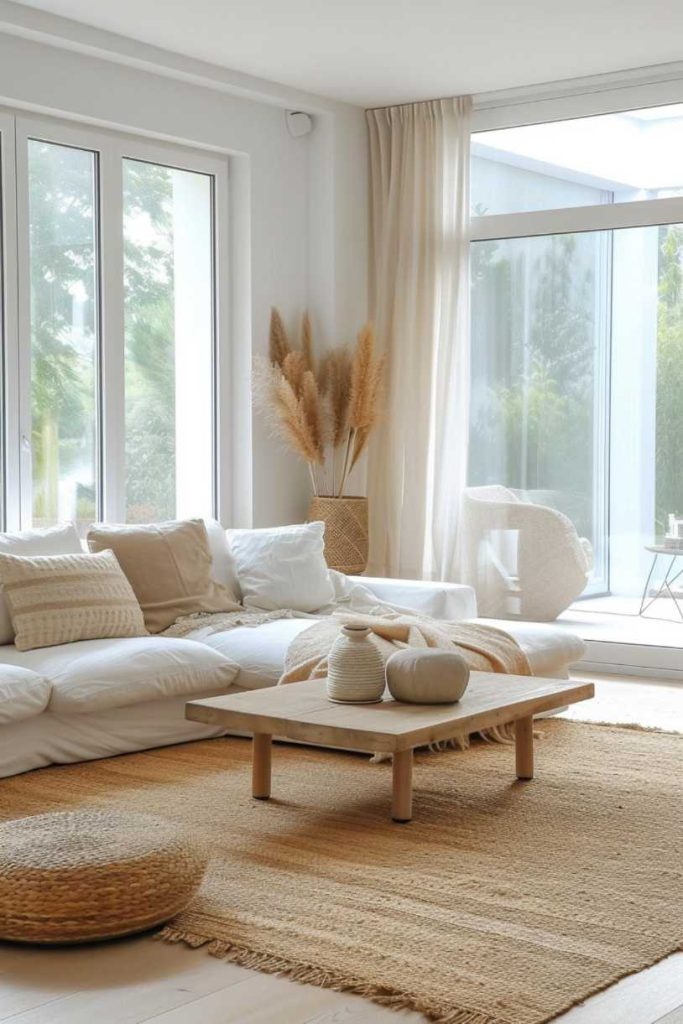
[0,549,148,652]
[87,519,241,633]
[227,521,335,613]
[0,523,82,645]
[0,664,51,724]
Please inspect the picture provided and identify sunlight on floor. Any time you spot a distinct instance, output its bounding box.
[559,595,683,647]
[564,671,683,731]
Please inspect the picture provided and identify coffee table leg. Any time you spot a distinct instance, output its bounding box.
[392,749,413,822]
[515,716,534,780]
[252,733,272,799]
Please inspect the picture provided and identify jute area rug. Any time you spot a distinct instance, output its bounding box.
[1,721,681,1024]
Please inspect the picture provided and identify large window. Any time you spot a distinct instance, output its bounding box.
[469,102,683,625]
[0,113,227,532]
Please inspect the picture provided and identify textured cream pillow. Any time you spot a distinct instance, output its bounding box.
[87,519,241,634]
[0,550,147,652]
[0,523,82,645]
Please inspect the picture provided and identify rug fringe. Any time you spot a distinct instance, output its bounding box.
[562,717,682,736]
[369,724,515,763]
[155,925,505,1024]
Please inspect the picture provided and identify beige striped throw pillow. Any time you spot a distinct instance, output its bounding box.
[0,550,147,651]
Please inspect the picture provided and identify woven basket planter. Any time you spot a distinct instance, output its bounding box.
[309,495,369,575]
[0,809,207,944]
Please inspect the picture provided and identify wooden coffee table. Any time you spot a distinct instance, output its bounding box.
[186,674,594,822]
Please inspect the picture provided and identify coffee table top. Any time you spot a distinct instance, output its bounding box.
[187,674,594,753]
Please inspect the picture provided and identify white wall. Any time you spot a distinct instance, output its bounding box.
[0,9,368,528]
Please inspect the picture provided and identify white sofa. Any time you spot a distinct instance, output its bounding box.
[0,534,586,779]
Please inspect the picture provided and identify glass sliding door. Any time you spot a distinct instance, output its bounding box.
[470,102,683,649]
[27,140,99,531]
[469,231,610,590]
[122,159,214,523]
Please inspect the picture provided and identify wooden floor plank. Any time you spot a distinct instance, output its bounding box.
[552,953,683,1024]
[0,938,246,1024]
[301,998,424,1023]
[654,1005,683,1024]
[139,971,350,1023]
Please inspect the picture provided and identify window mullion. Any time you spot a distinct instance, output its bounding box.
[99,143,125,524]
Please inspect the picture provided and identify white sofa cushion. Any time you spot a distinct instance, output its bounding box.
[0,523,82,645]
[188,617,313,691]
[227,522,335,612]
[0,665,51,724]
[475,618,586,678]
[0,636,239,715]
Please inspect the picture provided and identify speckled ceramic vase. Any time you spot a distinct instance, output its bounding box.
[326,624,386,704]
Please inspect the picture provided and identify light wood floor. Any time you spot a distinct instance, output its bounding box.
[1,672,681,1024]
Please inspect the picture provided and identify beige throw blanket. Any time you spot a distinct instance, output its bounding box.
[281,610,530,684]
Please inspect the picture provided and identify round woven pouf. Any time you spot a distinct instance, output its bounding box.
[0,809,207,944]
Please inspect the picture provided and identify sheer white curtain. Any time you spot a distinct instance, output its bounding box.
[365,97,471,580]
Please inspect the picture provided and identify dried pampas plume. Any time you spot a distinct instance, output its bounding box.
[282,350,307,398]
[269,308,291,368]
[301,311,314,373]
[301,370,325,459]
[256,309,383,497]
[338,324,384,493]
[319,347,352,447]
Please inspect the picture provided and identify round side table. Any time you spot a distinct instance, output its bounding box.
[640,544,683,619]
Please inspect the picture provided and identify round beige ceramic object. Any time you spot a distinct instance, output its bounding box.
[386,649,470,704]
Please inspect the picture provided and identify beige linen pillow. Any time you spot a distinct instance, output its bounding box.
[0,550,147,652]
[87,519,240,634]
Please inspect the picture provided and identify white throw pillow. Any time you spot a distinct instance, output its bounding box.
[0,524,82,645]
[0,665,51,724]
[226,522,335,612]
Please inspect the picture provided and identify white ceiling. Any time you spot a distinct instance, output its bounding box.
[11,0,683,107]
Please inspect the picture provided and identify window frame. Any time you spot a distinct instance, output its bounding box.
[470,91,683,243]
[6,110,229,530]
